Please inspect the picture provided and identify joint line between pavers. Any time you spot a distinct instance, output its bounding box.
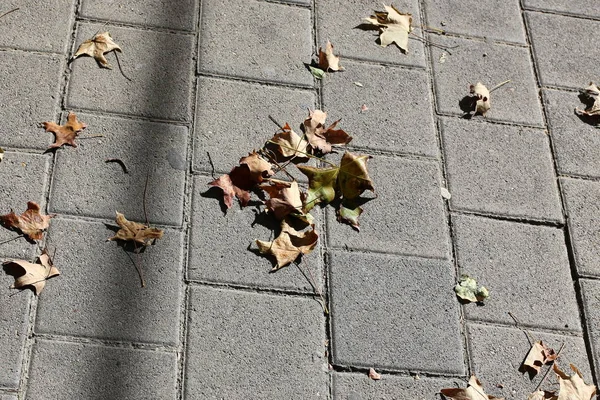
[465,318,585,337]
[523,7,600,23]
[327,245,450,262]
[74,17,197,36]
[196,71,317,91]
[450,209,564,228]
[330,362,467,379]
[425,31,529,49]
[60,106,193,127]
[47,213,186,231]
[0,47,65,57]
[185,278,320,299]
[435,111,546,130]
[558,173,600,185]
[32,333,179,352]
[336,54,427,71]
[257,0,312,10]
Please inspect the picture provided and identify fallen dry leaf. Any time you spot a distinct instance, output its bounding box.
[554,363,596,400]
[368,368,381,380]
[260,180,304,220]
[256,219,318,270]
[72,31,122,69]
[0,201,54,241]
[318,40,344,72]
[575,82,600,120]
[42,112,87,149]
[303,110,352,154]
[270,123,310,160]
[454,275,489,303]
[520,341,557,378]
[528,391,557,400]
[441,187,452,199]
[0,147,4,162]
[469,82,491,116]
[309,65,325,80]
[108,212,164,247]
[363,4,413,53]
[3,249,60,295]
[440,376,503,399]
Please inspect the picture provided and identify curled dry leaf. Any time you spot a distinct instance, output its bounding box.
[108,212,164,247]
[528,391,557,400]
[0,201,54,241]
[520,341,557,378]
[363,4,412,53]
[575,82,600,120]
[309,65,325,80]
[270,123,309,160]
[303,110,352,154]
[0,147,4,162]
[259,180,304,220]
[368,368,381,380]
[554,363,597,400]
[72,31,122,69]
[42,112,87,149]
[318,40,344,72]
[256,219,318,270]
[468,83,491,116]
[440,375,503,400]
[3,250,60,295]
[455,274,489,303]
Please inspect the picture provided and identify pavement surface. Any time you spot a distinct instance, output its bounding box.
[0,0,599,399]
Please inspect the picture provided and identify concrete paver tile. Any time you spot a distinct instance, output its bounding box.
[523,0,600,18]
[316,0,426,68]
[0,282,30,388]
[80,0,198,31]
[423,0,526,44]
[198,0,313,86]
[527,12,600,89]
[0,152,50,260]
[453,215,581,331]
[67,22,194,121]
[467,323,592,400]
[189,176,323,292]
[430,36,544,126]
[580,279,600,381]
[27,339,177,399]
[193,76,316,174]
[49,112,187,226]
[333,372,463,399]
[0,394,17,400]
[185,285,327,399]
[329,250,464,374]
[441,118,563,222]
[543,89,600,179]
[326,155,450,259]
[0,51,62,150]
[0,1,75,53]
[560,178,600,277]
[35,218,184,345]
[322,60,438,157]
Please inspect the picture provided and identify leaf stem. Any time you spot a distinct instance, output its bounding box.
[534,342,566,392]
[0,8,19,20]
[0,234,23,246]
[489,79,511,93]
[114,52,132,82]
[296,262,329,315]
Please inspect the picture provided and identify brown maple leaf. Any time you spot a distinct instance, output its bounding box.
[3,249,60,295]
[554,363,596,400]
[255,220,318,270]
[368,368,381,380]
[269,123,309,160]
[108,212,164,247]
[318,40,344,72]
[0,201,54,241]
[528,391,557,400]
[520,341,557,379]
[363,5,413,53]
[303,110,352,154]
[440,375,503,399]
[575,82,600,121]
[42,112,87,149]
[259,180,304,220]
[72,31,122,69]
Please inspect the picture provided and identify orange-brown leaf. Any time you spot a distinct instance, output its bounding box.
[270,123,309,159]
[0,201,54,241]
[440,376,503,399]
[318,40,344,72]
[256,220,318,270]
[42,112,87,149]
[72,31,122,69]
[368,368,381,380]
[108,212,164,246]
[303,110,352,154]
[260,180,304,220]
[520,341,557,378]
[2,249,60,295]
[554,363,597,400]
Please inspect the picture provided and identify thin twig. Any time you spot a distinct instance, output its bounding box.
[143,170,150,226]
[296,262,329,314]
[0,8,19,20]
[534,342,566,392]
[78,134,104,139]
[206,152,217,179]
[418,24,445,34]
[409,31,457,55]
[508,311,535,346]
[268,115,285,130]
[0,234,23,246]
[266,141,337,166]
[114,52,132,82]
[489,79,511,93]
[126,243,146,288]
[261,149,296,181]
[105,158,128,174]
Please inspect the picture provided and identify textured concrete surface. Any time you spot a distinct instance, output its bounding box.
[0,283,29,389]
[580,279,600,381]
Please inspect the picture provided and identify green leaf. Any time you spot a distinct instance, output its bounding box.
[337,200,363,231]
[297,165,338,212]
[454,275,489,303]
[309,65,325,80]
[338,151,374,200]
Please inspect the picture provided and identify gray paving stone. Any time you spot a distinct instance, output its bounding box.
[329,250,464,374]
[35,218,183,346]
[193,76,316,173]
[0,394,17,400]
[430,36,544,126]
[0,0,75,53]
[527,12,600,89]
[452,215,581,332]
[189,176,323,291]
[441,118,563,222]
[0,51,62,150]
[333,372,463,400]
[27,339,177,399]
[185,285,327,399]
[67,22,194,122]
[326,155,450,259]
[80,0,198,31]
[560,178,600,277]
[316,0,426,68]
[580,279,600,381]
[49,112,187,226]
[0,152,50,260]
[467,323,592,400]
[423,0,526,44]
[321,60,438,157]
[523,0,600,19]
[199,0,313,86]
[543,89,600,179]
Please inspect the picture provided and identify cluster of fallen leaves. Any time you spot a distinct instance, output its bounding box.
[209,111,375,270]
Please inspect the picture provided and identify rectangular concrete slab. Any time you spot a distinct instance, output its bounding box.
[67,22,194,122]
[189,176,323,292]
[0,51,62,150]
[0,394,17,400]
[333,372,463,399]
[467,323,592,400]
[452,214,581,332]
[0,281,30,388]
[0,152,50,260]
[430,36,544,126]
[326,155,450,259]
[0,0,75,53]
[329,250,465,374]
[193,76,316,173]
[423,0,526,44]
[49,112,188,226]
[27,339,177,399]
[185,285,328,399]
[321,60,439,157]
[441,117,563,222]
[316,0,426,68]
[543,88,600,179]
[35,218,184,346]
[198,0,313,86]
[523,0,600,18]
[579,279,600,382]
[80,0,198,31]
[560,177,600,277]
[527,12,600,89]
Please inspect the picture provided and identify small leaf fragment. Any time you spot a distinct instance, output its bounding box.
[469,82,491,116]
[318,40,344,72]
[455,275,489,303]
[575,82,600,121]
[368,368,381,380]
[337,200,363,231]
[363,5,413,53]
[309,65,325,80]
[0,201,54,241]
[0,147,4,162]
[42,112,87,150]
[256,220,318,270]
[353,82,364,87]
[3,249,60,295]
[72,31,122,69]
[440,375,502,399]
[554,363,596,400]
[528,391,557,400]
[108,212,164,247]
[520,341,557,378]
[441,187,452,199]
